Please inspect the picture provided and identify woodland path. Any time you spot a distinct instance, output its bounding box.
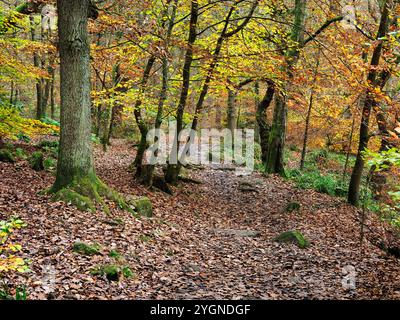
[1,139,400,299]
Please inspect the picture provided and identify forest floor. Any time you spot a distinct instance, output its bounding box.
[1,139,400,300]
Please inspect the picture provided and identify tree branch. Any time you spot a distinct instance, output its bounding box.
[303,16,343,46]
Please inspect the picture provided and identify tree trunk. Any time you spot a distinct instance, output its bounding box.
[266,92,287,174]
[50,0,131,213]
[343,115,356,179]
[348,0,389,206]
[30,15,43,120]
[142,0,178,187]
[133,56,156,177]
[300,49,320,170]
[165,0,199,184]
[265,0,306,175]
[52,0,94,190]
[9,81,14,105]
[256,81,275,164]
[254,81,260,142]
[50,68,56,119]
[227,88,237,134]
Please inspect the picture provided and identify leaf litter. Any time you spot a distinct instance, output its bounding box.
[0,139,399,300]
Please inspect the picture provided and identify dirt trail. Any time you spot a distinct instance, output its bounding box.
[1,139,400,299]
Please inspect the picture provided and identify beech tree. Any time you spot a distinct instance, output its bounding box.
[50,0,131,213]
[348,0,391,206]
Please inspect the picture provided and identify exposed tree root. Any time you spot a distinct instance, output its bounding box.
[178,176,203,185]
[152,175,173,195]
[50,174,136,215]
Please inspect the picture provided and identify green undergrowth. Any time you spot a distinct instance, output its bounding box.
[0,148,15,163]
[283,149,354,198]
[286,168,348,197]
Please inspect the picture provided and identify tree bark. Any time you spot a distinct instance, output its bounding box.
[30,15,43,120]
[141,0,178,187]
[49,0,131,213]
[265,0,306,175]
[348,0,390,206]
[256,81,275,164]
[52,0,95,191]
[165,0,199,183]
[227,88,237,134]
[300,49,321,170]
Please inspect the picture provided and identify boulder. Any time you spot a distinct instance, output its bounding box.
[285,202,301,213]
[128,196,153,217]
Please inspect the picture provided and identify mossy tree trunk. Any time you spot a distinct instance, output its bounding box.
[266,92,287,174]
[300,49,320,170]
[348,0,389,206]
[256,81,275,165]
[133,57,156,178]
[50,0,132,214]
[227,88,237,135]
[265,0,306,175]
[52,0,94,191]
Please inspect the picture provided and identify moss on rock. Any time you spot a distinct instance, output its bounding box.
[274,230,310,249]
[135,197,153,217]
[90,264,134,282]
[285,202,301,213]
[91,264,120,281]
[73,241,101,256]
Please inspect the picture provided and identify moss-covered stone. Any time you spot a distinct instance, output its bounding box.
[0,149,15,163]
[122,266,134,278]
[286,202,301,213]
[132,197,153,217]
[29,151,44,171]
[274,230,310,249]
[90,264,134,281]
[108,250,122,259]
[73,241,101,256]
[91,264,120,281]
